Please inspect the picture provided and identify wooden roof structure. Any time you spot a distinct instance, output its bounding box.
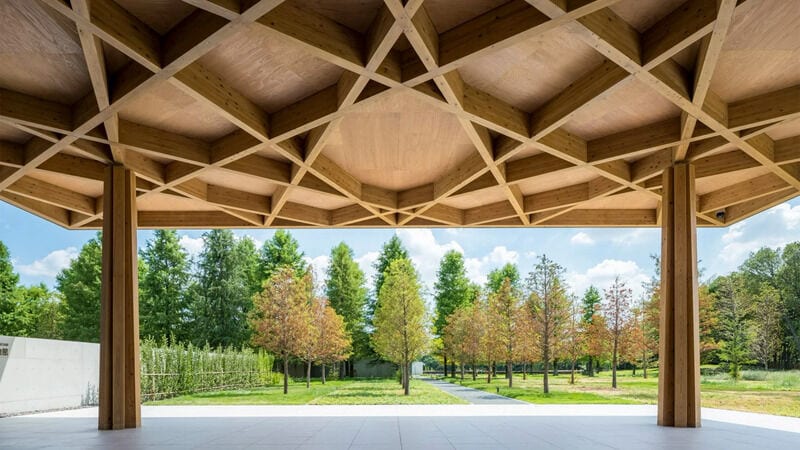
[1,0,799,229]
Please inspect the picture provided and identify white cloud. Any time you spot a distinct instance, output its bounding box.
[566,259,650,299]
[570,232,595,245]
[16,247,78,278]
[356,251,379,285]
[464,246,519,286]
[304,255,330,289]
[179,235,204,258]
[721,222,744,243]
[771,202,800,229]
[396,229,464,287]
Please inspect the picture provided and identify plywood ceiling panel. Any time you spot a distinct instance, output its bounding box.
[460,27,605,112]
[0,0,90,104]
[294,0,384,34]
[610,0,688,33]
[696,166,773,196]
[582,190,658,210]
[199,24,345,113]
[424,0,508,33]
[323,91,475,191]
[563,78,681,140]
[710,0,800,103]
[119,80,238,141]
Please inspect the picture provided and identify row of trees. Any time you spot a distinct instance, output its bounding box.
[435,245,800,391]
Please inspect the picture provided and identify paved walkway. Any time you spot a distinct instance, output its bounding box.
[3,405,799,449]
[421,378,526,405]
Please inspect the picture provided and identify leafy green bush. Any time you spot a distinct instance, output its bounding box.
[140,338,274,401]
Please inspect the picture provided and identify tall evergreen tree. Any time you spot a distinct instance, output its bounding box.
[370,235,409,317]
[190,230,252,347]
[57,234,103,342]
[325,243,368,373]
[258,230,307,282]
[778,243,800,367]
[237,236,262,298]
[139,230,191,343]
[433,250,474,376]
[486,263,521,294]
[714,274,754,380]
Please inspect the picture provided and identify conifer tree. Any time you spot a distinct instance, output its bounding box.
[139,230,191,343]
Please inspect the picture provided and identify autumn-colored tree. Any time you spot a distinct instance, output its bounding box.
[303,297,352,385]
[526,255,570,394]
[584,312,610,374]
[372,258,429,395]
[514,303,539,380]
[249,268,312,394]
[487,278,521,387]
[443,306,471,380]
[604,277,632,389]
[620,301,648,376]
[563,296,585,384]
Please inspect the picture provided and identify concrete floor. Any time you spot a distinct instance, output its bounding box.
[2,405,799,449]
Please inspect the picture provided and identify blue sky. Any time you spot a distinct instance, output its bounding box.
[1,198,799,300]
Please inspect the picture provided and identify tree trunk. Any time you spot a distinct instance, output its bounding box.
[322,364,326,384]
[492,362,496,377]
[522,362,527,380]
[460,362,465,380]
[451,362,456,378]
[643,363,648,379]
[472,361,477,381]
[404,362,410,395]
[587,356,594,377]
[487,362,492,383]
[543,359,549,394]
[507,360,513,387]
[444,355,448,378]
[552,358,558,376]
[632,364,636,376]
[612,337,618,389]
[283,358,289,395]
[570,358,576,385]
[306,360,312,388]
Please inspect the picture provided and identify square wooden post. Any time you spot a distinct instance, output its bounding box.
[658,162,701,427]
[99,165,141,430]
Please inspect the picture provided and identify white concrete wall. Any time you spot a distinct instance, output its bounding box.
[0,336,99,416]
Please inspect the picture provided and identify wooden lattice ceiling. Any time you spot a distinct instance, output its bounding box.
[0,0,799,229]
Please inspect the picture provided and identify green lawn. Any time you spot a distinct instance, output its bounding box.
[443,369,800,417]
[146,378,467,406]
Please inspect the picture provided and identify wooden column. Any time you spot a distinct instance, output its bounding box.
[99,165,141,430]
[658,162,701,427]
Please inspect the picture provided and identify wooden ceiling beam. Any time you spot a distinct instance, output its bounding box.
[588,118,681,163]
[724,187,798,224]
[539,208,658,227]
[675,0,738,160]
[6,176,97,216]
[137,211,253,229]
[0,191,71,228]
[118,120,212,165]
[0,88,73,133]
[182,0,241,20]
[420,204,465,226]
[698,173,789,214]
[727,85,800,131]
[206,183,271,215]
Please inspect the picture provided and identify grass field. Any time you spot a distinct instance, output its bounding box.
[146,378,467,406]
[444,369,800,417]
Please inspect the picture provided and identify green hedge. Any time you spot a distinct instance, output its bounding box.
[140,339,274,401]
